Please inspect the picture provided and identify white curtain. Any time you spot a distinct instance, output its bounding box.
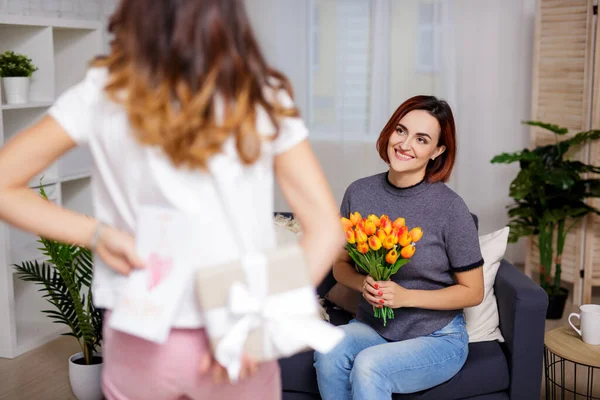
[439,0,536,264]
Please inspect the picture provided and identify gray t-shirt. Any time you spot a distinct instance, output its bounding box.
[340,172,483,341]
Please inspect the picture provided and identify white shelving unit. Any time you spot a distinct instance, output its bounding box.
[0,15,102,359]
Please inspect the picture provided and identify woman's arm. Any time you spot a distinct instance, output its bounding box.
[364,266,484,310]
[274,140,345,285]
[0,115,143,274]
[332,249,364,292]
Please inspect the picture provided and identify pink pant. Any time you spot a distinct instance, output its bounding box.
[102,313,281,400]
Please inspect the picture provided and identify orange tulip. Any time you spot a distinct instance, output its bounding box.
[345,228,356,244]
[400,244,416,259]
[356,219,365,233]
[376,228,387,242]
[393,217,405,229]
[341,217,353,232]
[398,231,412,247]
[368,235,382,251]
[367,214,381,228]
[386,249,399,264]
[409,227,423,243]
[382,236,396,250]
[357,242,369,254]
[355,228,368,243]
[350,212,362,226]
[380,214,390,223]
[381,218,392,235]
[390,228,401,245]
[364,220,376,236]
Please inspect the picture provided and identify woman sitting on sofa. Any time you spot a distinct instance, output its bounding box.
[314,95,485,399]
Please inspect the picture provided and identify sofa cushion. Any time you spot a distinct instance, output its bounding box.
[393,341,509,399]
[279,340,509,399]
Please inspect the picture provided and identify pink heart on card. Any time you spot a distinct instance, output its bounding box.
[146,253,174,290]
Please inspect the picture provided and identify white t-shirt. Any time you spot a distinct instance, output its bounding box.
[48,67,308,328]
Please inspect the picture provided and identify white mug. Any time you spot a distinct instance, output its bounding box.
[569,304,600,345]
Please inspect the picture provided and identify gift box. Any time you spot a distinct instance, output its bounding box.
[195,244,344,381]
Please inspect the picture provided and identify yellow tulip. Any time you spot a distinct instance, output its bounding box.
[345,228,356,244]
[355,228,368,243]
[400,244,416,259]
[409,227,423,243]
[350,212,362,227]
[367,214,381,228]
[382,236,396,250]
[386,249,399,264]
[398,231,412,247]
[357,242,369,254]
[364,220,376,236]
[341,217,353,232]
[368,235,382,251]
[393,217,405,229]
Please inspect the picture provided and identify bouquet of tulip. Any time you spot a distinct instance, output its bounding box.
[341,212,423,326]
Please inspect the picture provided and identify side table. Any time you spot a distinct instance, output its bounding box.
[544,326,600,399]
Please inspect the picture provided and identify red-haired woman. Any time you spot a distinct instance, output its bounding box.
[0,0,343,399]
[314,96,485,399]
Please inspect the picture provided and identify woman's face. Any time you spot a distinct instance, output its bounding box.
[386,110,446,179]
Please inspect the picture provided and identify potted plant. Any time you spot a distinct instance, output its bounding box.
[14,185,103,400]
[491,121,600,319]
[0,50,38,105]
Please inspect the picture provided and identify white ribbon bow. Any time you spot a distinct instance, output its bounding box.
[214,281,345,382]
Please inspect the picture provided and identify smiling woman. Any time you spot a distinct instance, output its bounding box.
[376,95,456,187]
[314,95,484,399]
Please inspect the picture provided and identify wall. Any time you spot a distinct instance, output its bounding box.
[0,0,116,21]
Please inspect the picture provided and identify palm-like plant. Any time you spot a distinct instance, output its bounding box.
[491,121,600,296]
[13,185,101,365]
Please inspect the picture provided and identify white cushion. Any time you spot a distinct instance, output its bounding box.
[464,227,509,343]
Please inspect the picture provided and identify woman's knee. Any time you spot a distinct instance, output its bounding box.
[314,344,349,374]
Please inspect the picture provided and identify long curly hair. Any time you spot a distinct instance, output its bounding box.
[93,0,298,169]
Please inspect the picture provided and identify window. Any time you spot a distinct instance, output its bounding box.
[416,2,441,74]
[308,0,372,140]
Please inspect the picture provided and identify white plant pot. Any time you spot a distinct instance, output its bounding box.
[2,77,30,105]
[68,352,104,400]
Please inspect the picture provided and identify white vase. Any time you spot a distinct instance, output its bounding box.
[2,77,30,105]
[68,352,104,400]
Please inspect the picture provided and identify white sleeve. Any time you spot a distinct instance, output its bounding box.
[271,89,309,155]
[47,68,107,145]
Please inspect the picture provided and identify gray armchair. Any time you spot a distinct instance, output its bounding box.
[275,212,549,399]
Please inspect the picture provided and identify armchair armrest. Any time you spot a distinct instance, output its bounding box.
[495,259,548,400]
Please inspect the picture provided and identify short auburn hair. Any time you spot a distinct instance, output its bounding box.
[376,95,456,183]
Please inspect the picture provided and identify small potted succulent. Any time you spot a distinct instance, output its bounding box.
[0,50,38,105]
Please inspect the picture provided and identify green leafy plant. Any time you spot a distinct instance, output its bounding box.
[491,121,600,296]
[0,50,38,78]
[13,184,101,365]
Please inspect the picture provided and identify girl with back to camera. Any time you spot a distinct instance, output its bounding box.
[0,1,343,399]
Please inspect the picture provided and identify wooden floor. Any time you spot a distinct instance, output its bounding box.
[0,335,80,400]
[0,279,598,399]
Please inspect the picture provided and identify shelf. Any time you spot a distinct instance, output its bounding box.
[62,177,93,216]
[0,25,54,103]
[9,185,59,266]
[0,15,101,31]
[13,275,68,357]
[53,26,102,97]
[1,101,53,110]
[60,173,92,183]
[59,147,92,181]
